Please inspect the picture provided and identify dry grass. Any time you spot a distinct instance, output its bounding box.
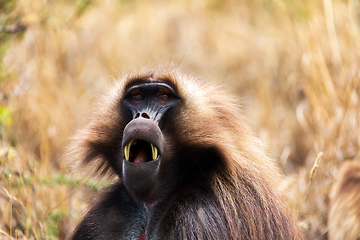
[0,0,359,239]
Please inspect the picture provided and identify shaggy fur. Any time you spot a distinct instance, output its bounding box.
[328,161,360,240]
[70,66,303,239]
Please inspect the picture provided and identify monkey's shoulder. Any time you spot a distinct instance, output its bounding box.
[70,184,146,240]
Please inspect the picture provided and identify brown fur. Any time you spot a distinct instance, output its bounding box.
[328,161,360,240]
[70,66,303,239]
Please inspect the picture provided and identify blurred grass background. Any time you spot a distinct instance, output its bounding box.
[0,0,359,239]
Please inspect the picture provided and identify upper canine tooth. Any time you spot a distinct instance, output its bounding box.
[124,144,129,161]
[124,140,134,161]
[151,143,158,160]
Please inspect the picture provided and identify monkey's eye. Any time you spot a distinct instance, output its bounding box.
[132,94,143,103]
[157,94,169,103]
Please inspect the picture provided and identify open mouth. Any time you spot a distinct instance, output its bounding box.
[124,139,159,164]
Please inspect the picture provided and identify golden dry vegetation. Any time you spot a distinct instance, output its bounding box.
[0,0,359,239]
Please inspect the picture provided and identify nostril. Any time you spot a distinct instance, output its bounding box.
[141,113,150,119]
[135,113,140,119]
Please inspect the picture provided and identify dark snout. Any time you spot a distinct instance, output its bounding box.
[122,117,163,151]
[122,117,164,202]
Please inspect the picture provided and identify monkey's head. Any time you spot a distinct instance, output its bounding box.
[73,66,267,203]
[119,77,181,202]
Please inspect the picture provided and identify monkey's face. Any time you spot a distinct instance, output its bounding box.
[120,79,180,203]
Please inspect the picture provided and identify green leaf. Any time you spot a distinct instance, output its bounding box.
[0,106,12,126]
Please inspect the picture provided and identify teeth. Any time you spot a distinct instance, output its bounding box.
[124,139,134,161]
[151,143,158,160]
[124,140,159,161]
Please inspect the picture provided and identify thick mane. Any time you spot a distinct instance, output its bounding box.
[69,66,303,239]
[158,69,298,238]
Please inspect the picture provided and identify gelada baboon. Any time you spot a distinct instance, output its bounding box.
[328,161,360,240]
[69,66,303,239]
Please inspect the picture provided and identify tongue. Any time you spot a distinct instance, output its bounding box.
[133,149,149,164]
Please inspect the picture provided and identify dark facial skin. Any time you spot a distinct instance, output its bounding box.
[121,80,180,203]
[121,81,180,125]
